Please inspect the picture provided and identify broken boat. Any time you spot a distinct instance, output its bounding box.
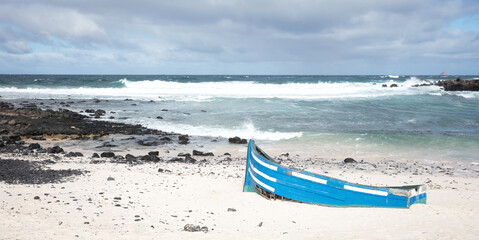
[243,140,427,208]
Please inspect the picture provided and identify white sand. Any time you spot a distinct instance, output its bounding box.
[1,151,479,240]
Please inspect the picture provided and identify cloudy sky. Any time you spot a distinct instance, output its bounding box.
[0,0,478,74]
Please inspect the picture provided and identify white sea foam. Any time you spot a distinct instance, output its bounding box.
[0,77,443,101]
[138,120,302,140]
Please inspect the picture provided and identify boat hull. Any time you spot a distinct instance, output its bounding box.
[243,140,427,208]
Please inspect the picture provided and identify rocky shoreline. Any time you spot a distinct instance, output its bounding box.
[436,78,479,91]
[1,99,479,238]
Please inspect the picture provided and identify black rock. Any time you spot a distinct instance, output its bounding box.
[178,152,191,157]
[65,152,83,157]
[0,141,4,148]
[9,135,21,141]
[158,168,172,173]
[125,154,137,161]
[390,84,398,88]
[184,224,208,233]
[137,136,172,146]
[382,84,387,87]
[227,208,236,212]
[185,155,197,164]
[436,78,479,91]
[0,159,84,184]
[148,151,159,156]
[36,148,47,153]
[34,196,40,200]
[178,135,189,145]
[91,153,100,158]
[28,143,41,150]
[85,109,95,113]
[90,159,104,164]
[344,158,357,164]
[228,136,247,144]
[140,155,160,162]
[192,150,214,156]
[156,116,163,119]
[100,152,115,158]
[47,146,64,154]
[150,156,161,162]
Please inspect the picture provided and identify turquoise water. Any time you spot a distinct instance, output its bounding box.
[1,75,478,161]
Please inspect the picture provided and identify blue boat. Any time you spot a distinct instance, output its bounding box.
[243,140,427,208]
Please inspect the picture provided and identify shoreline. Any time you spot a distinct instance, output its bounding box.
[1,99,479,239]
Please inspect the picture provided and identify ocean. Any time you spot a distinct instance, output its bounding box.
[1,75,478,162]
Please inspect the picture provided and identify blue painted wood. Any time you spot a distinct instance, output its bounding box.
[243,140,427,208]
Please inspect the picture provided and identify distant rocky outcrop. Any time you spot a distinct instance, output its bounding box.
[436,78,479,91]
[0,102,182,142]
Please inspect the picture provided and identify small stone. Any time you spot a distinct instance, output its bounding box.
[227,208,236,212]
[148,151,159,156]
[101,152,115,158]
[344,158,357,164]
[228,136,247,144]
[107,177,115,181]
[34,196,40,200]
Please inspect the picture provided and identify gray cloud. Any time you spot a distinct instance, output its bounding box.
[0,0,478,74]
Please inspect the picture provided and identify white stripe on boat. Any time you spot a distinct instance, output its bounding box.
[249,169,275,192]
[344,185,388,196]
[251,163,277,182]
[251,153,278,171]
[292,172,327,184]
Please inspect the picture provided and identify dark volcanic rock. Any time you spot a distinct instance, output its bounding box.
[65,152,83,157]
[47,146,64,154]
[193,150,214,156]
[184,224,208,233]
[390,84,398,88]
[228,136,247,144]
[148,151,159,156]
[28,143,41,150]
[178,152,191,157]
[344,158,357,164]
[437,78,479,91]
[101,152,115,158]
[125,154,137,161]
[0,159,84,184]
[141,155,160,162]
[185,155,197,164]
[178,135,189,145]
[91,153,100,158]
[158,168,171,173]
[0,102,171,137]
[138,136,172,146]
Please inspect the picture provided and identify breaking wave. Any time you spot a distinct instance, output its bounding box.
[0,77,446,101]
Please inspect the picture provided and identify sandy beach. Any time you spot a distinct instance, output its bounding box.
[1,132,479,239]
[2,0,479,238]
